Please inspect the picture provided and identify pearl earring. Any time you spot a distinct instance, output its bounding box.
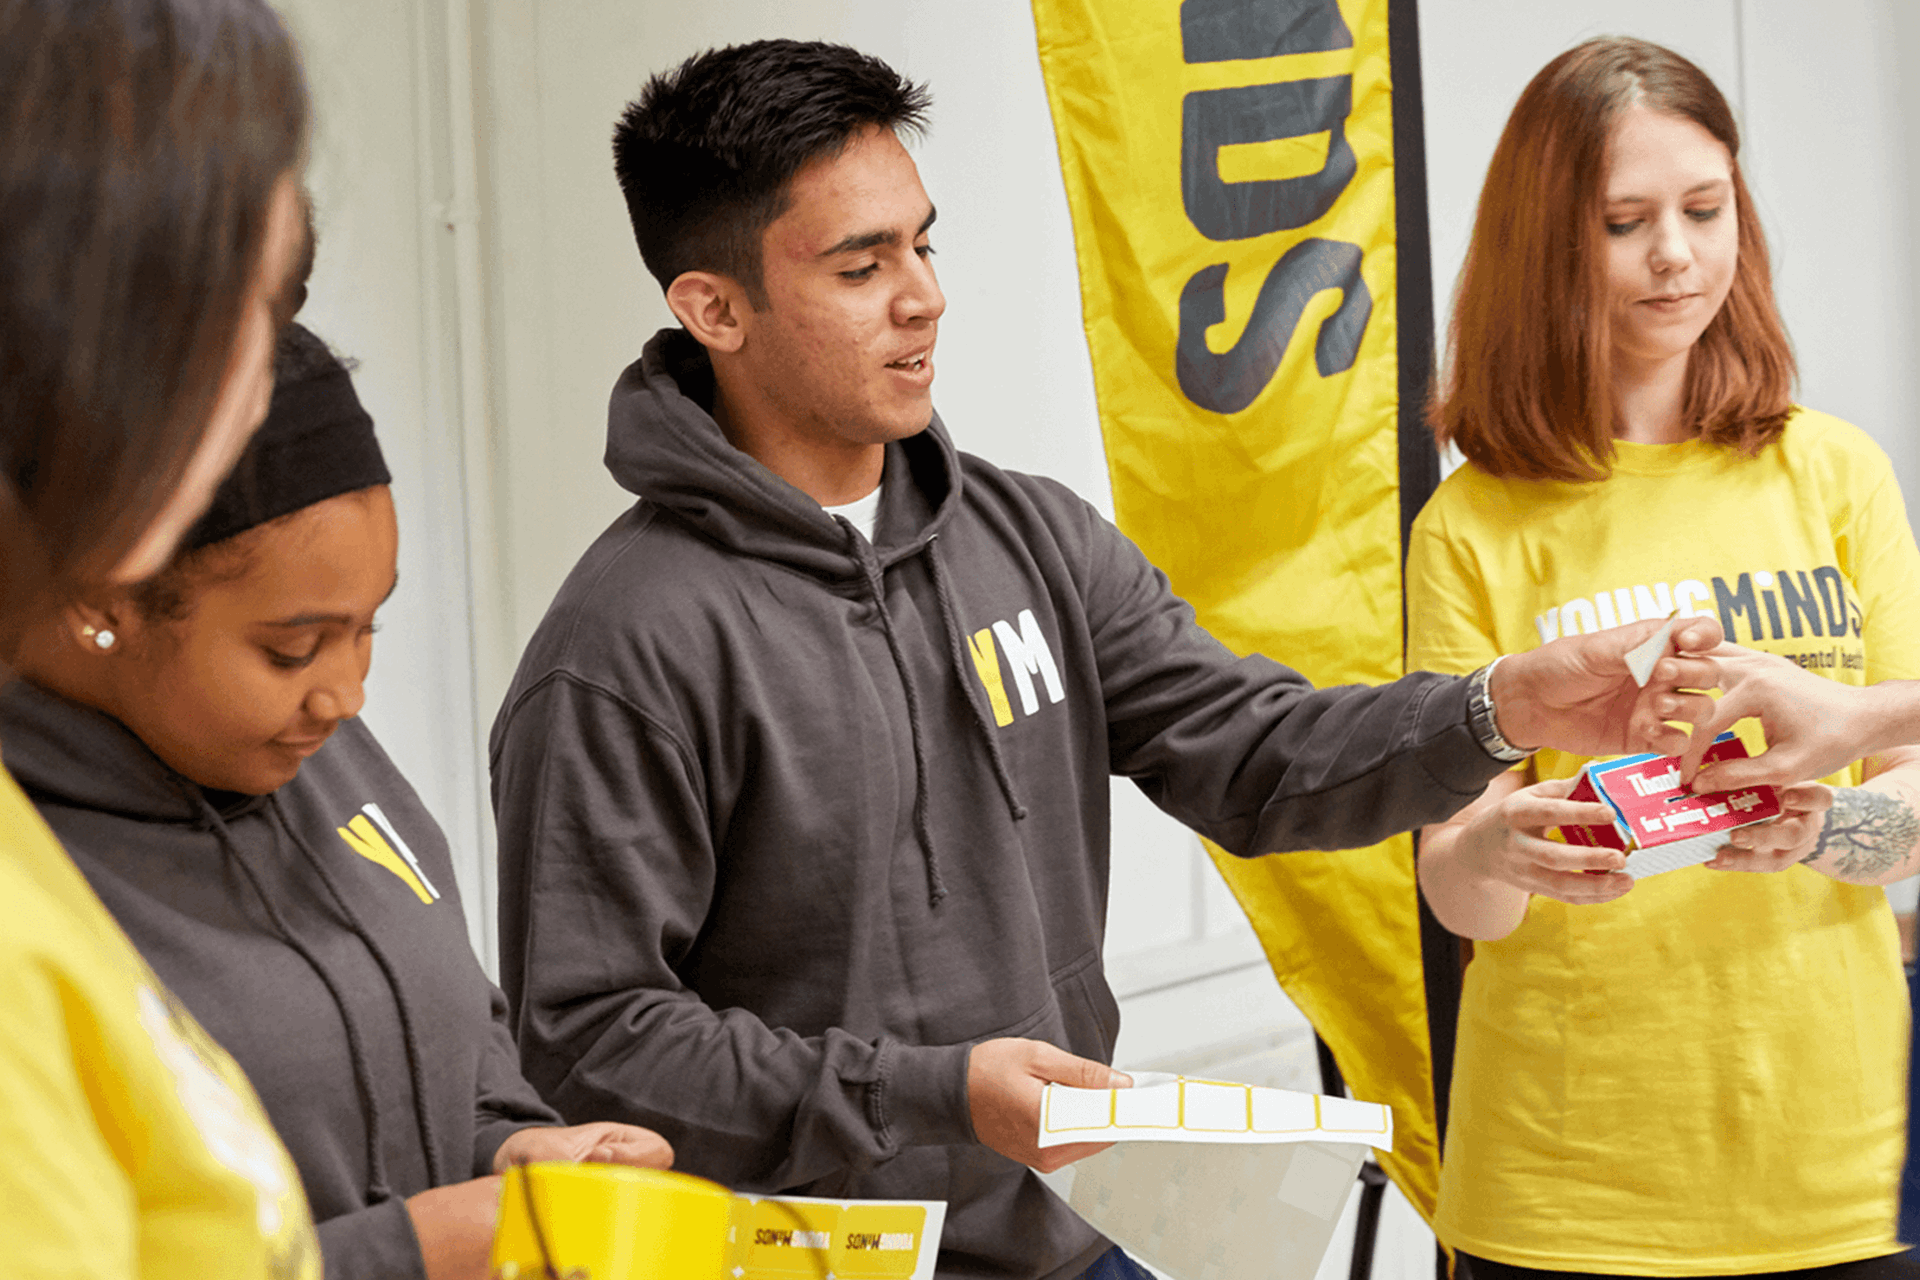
[81,625,115,651]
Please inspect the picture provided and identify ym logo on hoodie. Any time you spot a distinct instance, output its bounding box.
[337,802,440,905]
[967,608,1066,727]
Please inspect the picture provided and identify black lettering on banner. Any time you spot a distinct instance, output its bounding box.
[1176,240,1372,414]
[1714,573,1766,643]
[1171,0,1371,413]
[1181,0,1353,63]
[1182,78,1357,241]
[1777,569,1825,638]
[1813,565,1849,634]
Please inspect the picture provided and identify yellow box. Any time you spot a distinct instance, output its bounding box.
[489,1163,733,1280]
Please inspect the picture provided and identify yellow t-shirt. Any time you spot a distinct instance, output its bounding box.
[1407,409,1920,1273]
[0,763,319,1278]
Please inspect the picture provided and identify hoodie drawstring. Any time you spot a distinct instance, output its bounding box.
[840,522,1030,910]
[924,535,1028,823]
[274,795,446,1190]
[850,531,948,909]
[191,790,399,1204]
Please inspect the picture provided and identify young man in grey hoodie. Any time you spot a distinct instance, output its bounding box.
[490,39,1724,1280]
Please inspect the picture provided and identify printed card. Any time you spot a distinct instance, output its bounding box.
[1623,612,1679,687]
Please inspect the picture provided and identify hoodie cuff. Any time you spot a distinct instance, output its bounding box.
[1415,674,1516,795]
[876,1040,975,1151]
[316,1197,427,1280]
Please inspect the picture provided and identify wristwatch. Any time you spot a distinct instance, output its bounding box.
[1466,656,1532,764]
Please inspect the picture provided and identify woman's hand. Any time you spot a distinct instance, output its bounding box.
[404,1126,673,1280]
[1453,776,1634,904]
[1703,783,1832,872]
[1678,645,1884,789]
[493,1122,675,1174]
[1420,772,1633,942]
[406,1177,504,1280]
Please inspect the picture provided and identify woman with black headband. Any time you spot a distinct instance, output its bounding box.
[1,323,673,1280]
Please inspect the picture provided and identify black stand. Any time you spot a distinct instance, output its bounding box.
[1314,1036,1392,1280]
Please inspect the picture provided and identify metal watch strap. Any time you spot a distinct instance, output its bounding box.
[1467,656,1532,763]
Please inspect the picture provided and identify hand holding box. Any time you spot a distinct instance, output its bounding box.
[1559,734,1783,879]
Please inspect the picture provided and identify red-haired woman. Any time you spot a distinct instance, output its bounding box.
[1409,36,1920,1279]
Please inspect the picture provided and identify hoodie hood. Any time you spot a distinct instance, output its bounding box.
[602,328,1031,907]
[603,328,963,573]
[0,679,250,823]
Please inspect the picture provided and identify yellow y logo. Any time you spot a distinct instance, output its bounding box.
[337,802,439,905]
[968,630,1015,726]
[969,608,1065,727]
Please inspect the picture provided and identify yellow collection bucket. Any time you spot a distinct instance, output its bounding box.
[489,1163,734,1279]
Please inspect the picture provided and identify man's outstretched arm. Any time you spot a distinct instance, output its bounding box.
[1071,490,1723,854]
[1487,614,1725,759]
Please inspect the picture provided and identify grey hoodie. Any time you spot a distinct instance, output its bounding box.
[1,683,560,1280]
[491,329,1506,1280]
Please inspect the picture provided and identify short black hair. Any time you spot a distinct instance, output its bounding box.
[613,39,931,304]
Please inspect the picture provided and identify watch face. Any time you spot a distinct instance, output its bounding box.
[1470,666,1528,760]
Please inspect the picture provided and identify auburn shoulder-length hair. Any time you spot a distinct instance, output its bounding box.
[1430,36,1795,482]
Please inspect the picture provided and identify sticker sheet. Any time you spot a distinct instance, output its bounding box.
[1040,1073,1391,1150]
[1038,1073,1392,1280]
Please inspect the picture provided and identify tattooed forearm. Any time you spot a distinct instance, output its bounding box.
[1803,788,1920,880]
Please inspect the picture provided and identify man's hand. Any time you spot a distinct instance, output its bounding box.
[1678,645,1888,789]
[493,1122,675,1173]
[968,1038,1130,1174]
[1490,616,1724,758]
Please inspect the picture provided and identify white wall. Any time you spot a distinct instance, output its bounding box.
[276,0,498,958]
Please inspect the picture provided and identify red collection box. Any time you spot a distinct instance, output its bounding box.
[1560,734,1783,879]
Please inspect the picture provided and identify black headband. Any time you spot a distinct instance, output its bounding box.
[182,324,390,552]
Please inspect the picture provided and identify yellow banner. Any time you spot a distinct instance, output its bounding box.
[1031,0,1441,1222]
